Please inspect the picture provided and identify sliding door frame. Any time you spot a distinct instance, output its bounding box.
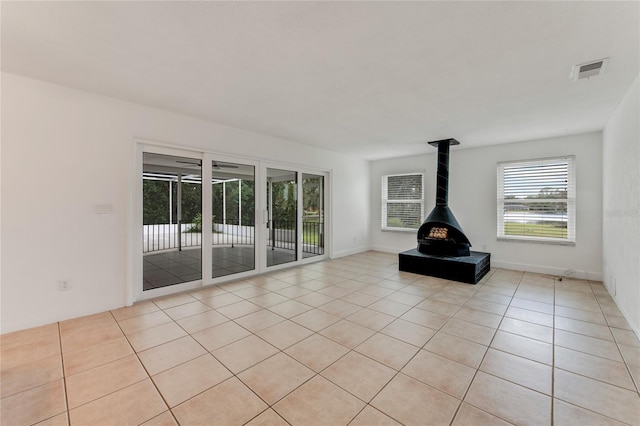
[134,143,207,302]
[260,161,331,273]
[129,139,330,305]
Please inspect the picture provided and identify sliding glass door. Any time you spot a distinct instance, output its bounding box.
[266,168,298,267]
[264,167,328,270]
[141,149,259,296]
[142,152,202,291]
[211,160,256,278]
[302,173,325,258]
[138,145,328,297]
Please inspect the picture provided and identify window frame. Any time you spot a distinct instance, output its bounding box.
[497,156,576,245]
[381,172,425,232]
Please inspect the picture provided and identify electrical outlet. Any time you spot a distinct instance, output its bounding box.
[58,280,70,291]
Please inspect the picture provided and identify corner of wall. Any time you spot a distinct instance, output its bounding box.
[602,73,640,337]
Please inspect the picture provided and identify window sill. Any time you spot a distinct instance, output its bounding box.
[497,236,575,246]
[382,228,418,233]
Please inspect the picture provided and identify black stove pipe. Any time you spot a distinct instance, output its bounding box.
[428,138,459,206]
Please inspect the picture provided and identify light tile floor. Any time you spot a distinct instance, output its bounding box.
[2,251,640,425]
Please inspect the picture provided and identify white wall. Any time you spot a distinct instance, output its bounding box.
[371,133,603,280]
[602,74,640,335]
[0,73,370,333]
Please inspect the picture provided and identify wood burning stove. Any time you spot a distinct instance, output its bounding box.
[399,138,490,284]
[417,138,471,257]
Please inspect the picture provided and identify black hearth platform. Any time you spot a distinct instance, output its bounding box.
[399,249,490,284]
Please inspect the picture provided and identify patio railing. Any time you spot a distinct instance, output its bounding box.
[213,222,255,247]
[143,223,201,253]
[267,220,325,255]
[303,221,325,255]
[143,220,324,255]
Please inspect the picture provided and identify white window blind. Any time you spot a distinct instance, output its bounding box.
[497,156,575,244]
[381,173,424,231]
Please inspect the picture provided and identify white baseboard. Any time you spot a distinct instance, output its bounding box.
[369,245,407,254]
[491,260,603,282]
[332,246,372,259]
[611,297,640,341]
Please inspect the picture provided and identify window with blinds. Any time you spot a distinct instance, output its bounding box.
[497,156,575,244]
[381,173,424,231]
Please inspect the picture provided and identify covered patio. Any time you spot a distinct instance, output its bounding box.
[143,244,323,290]
[142,154,326,290]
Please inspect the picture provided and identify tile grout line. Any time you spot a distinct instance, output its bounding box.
[406,269,519,424]
[108,309,180,426]
[206,271,381,424]
[437,279,488,426]
[58,319,150,420]
[591,282,640,396]
[342,268,494,425]
[551,276,557,426]
[244,273,456,424]
[320,286,445,425]
[449,269,525,426]
[153,296,274,424]
[552,293,640,380]
[150,276,335,425]
[553,276,640,425]
[270,301,382,423]
[57,321,71,426]
[159,287,302,419]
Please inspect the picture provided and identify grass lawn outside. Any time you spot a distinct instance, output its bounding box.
[302,219,323,245]
[303,230,318,245]
[504,221,567,239]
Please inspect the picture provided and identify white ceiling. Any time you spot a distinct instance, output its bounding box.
[2,1,638,160]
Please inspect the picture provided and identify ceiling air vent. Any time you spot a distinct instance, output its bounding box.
[571,58,609,81]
